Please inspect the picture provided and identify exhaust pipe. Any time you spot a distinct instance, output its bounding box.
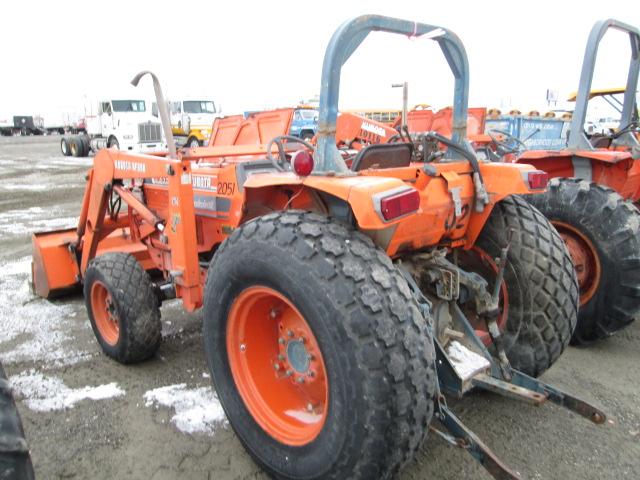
[131,71,177,159]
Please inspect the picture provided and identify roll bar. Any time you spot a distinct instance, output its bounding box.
[568,19,640,150]
[315,14,471,173]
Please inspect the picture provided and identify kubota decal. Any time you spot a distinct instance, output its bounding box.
[115,160,146,173]
[360,121,387,137]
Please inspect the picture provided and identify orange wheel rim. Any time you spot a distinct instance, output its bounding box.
[553,221,601,305]
[90,281,120,346]
[457,247,509,346]
[226,286,329,446]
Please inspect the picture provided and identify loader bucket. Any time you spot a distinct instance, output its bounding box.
[32,226,155,299]
[31,228,80,299]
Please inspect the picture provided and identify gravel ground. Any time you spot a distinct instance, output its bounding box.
[0,135,638,480]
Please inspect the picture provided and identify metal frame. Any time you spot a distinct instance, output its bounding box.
[315,14,470,172]
[568,19,640,150]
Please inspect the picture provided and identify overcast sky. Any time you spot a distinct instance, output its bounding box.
[1,0,638,124]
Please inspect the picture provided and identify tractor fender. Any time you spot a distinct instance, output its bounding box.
[464,161,545,247]
[242,173,411,230]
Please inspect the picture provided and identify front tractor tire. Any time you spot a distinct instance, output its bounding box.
[469,195,579,377]
[84,253,162,364]
[203,211,436,480]
[528,179,640,344]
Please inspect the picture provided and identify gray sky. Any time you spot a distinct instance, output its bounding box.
[1,0,638,124]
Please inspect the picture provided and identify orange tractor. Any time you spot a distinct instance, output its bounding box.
[510,19,640,344]
[31,15,604,480]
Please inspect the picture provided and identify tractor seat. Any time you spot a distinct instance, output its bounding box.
[350,143,413,171]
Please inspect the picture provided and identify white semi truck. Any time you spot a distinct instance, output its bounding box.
[61,99,166,157]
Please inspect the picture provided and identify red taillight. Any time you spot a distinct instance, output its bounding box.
[527,170,549,190]
[292,150,314,176]
[380,189,420,221]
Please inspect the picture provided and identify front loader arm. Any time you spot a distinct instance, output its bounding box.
[77,148,203,311]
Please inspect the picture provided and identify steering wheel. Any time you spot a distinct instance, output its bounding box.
[266,135,315,171]
[488,128,528,156]
[611,121,639,139]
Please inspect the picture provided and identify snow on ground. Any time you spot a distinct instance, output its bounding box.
[446,340,491,380]
[10,369,124,412]
[0,206,77,237]
[0,256,91,366]
[144,384,227,435]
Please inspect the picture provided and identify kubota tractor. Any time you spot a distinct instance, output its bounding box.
[512,19,640,344]
[31,15,605,480]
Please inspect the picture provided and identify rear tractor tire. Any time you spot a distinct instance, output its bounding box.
[460,195,579,377]
[528,178,640,344]
[0,363,35,480]
[84,253,161,364]
[203,211,436,480]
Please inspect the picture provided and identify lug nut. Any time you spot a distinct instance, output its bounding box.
[285,369,293,377]
[269,309,278,319]
[296,377,305,384]
[274,363,281,371]
[278,354,285,361]
[278,338,285,345]
[287,330,294,337]
[306,403,314,412]
[307,370,315,378]
[240,344,246,352]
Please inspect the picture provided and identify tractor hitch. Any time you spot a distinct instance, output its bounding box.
[401,261,606,480]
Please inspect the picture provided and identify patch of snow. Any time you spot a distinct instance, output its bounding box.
[0,184,51,191]
[0,257,90,366]
[10,369,124,412]
[144,383,227,434]
[0,206,77,237]
[446,341,491,380]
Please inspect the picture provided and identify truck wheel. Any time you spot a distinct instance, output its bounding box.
[461,195,578,377]
[61,137,71,156]
[79,135,90,156]
[84,253,161,364]
[69,136,84,157]
[187,136,200,148]
[203,211,436,480]
[528,179,640,344]
[0,363,35,480]
[108,137,119,149]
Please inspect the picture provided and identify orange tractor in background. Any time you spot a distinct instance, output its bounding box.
[31,15,605,480]
[510,19,640,344]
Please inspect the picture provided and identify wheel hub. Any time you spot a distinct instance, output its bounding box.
[226,286,329,446]
[286,339,310,373]
[553,221,601,305]
[90,281,120,346]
